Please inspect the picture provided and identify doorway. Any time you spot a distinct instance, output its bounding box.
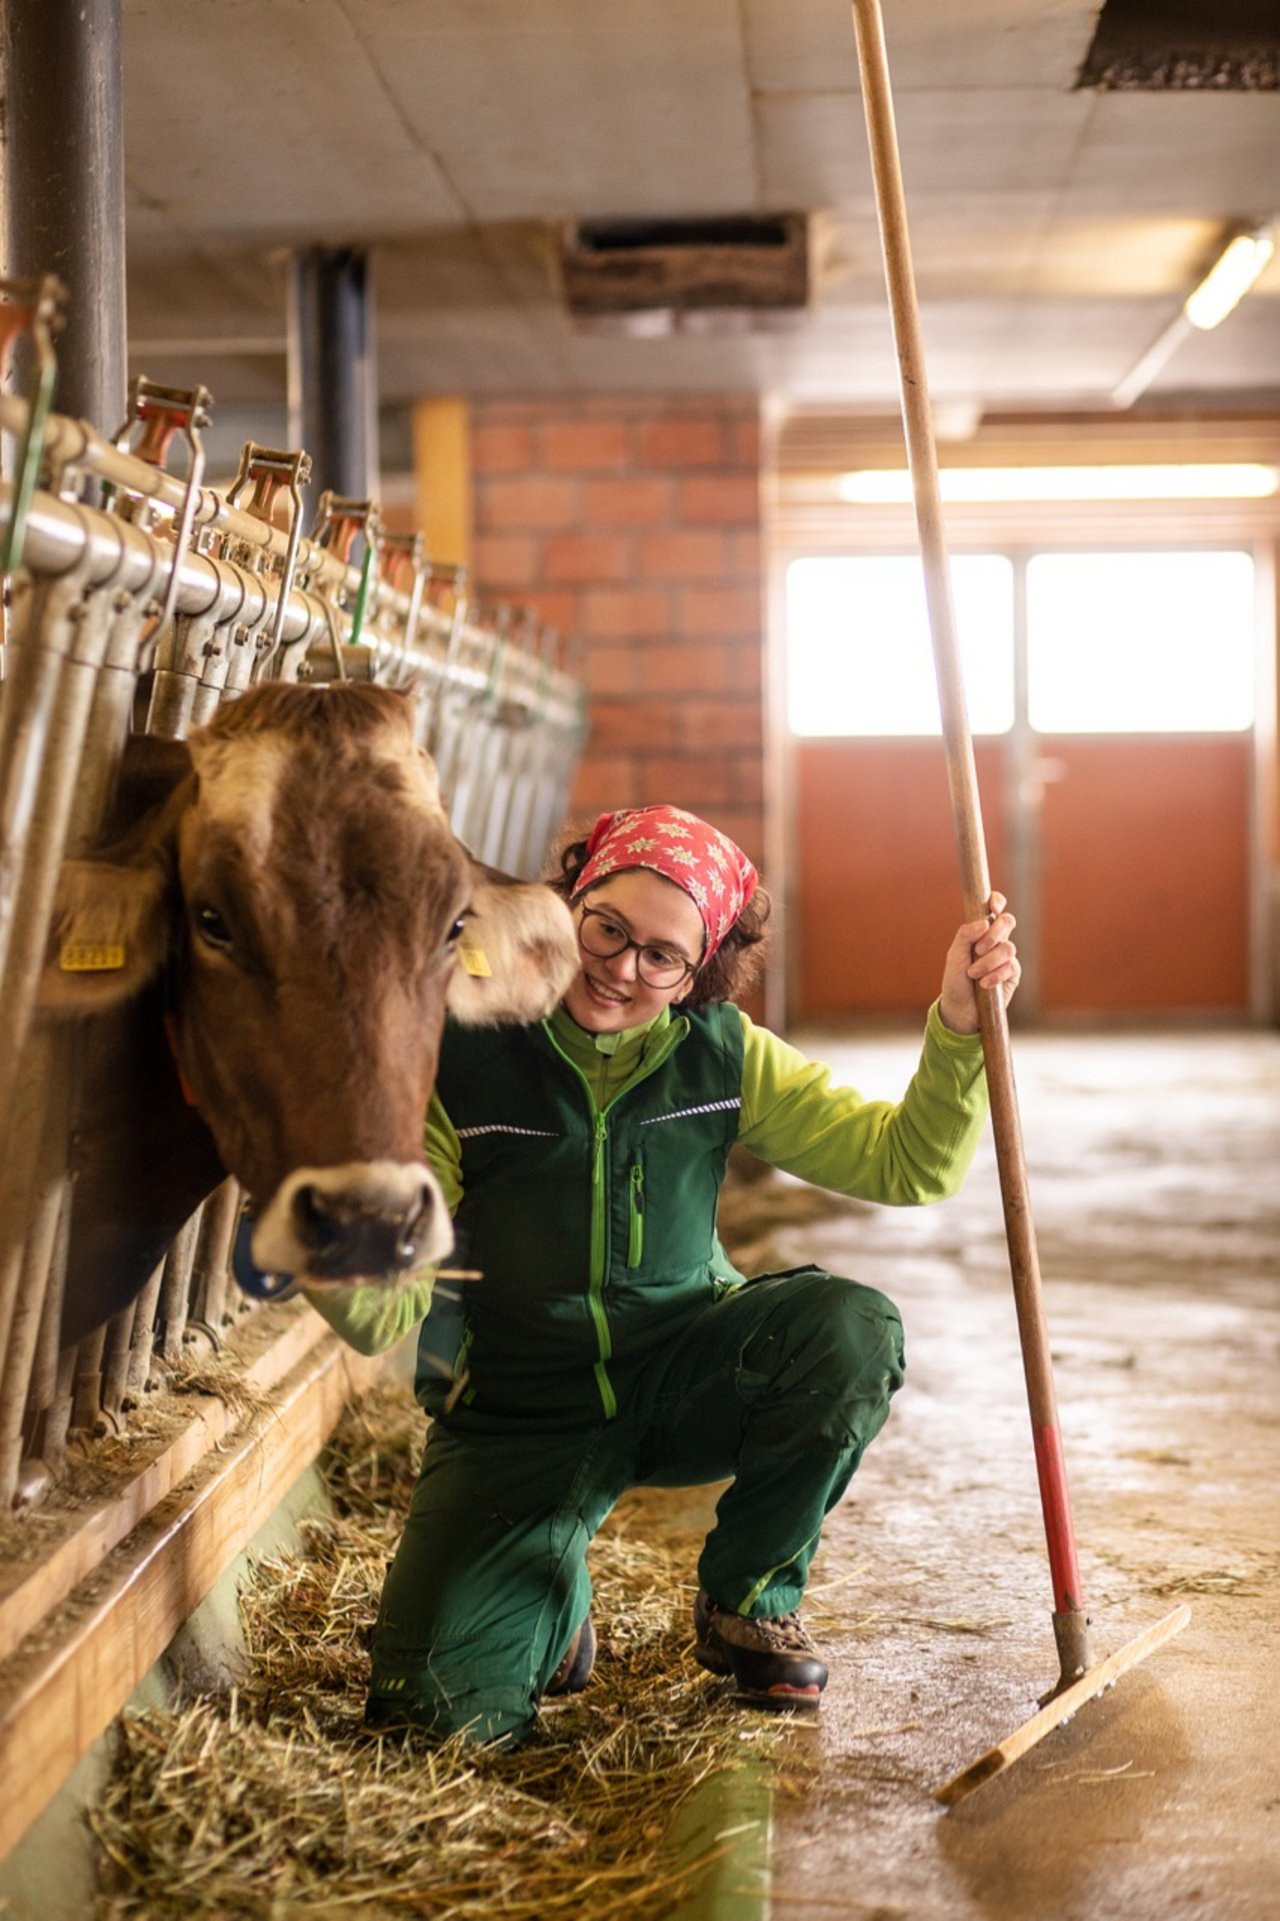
[785,547,1257,1019]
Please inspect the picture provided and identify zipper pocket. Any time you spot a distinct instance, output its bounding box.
[627,1161,645,1267]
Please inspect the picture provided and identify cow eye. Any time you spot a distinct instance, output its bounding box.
[194,904,233,953]
[446,915,468,946]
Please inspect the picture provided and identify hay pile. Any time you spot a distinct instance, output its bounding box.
[89,1168,836,1915]
[91,1381,795,1920]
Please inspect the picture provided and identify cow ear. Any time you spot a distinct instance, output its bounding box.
[105,731,194,837]
[36,732,191,1014]
[445,876,579,1027]
[37,859,172,1012]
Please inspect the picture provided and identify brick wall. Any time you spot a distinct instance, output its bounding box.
[470,394,766,874]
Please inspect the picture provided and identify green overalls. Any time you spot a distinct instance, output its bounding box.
[359,1001,988,1745]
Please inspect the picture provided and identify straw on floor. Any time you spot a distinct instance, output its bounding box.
[88,1172,839,1915]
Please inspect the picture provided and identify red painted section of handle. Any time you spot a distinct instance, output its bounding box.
[1033,1423,1084,1614]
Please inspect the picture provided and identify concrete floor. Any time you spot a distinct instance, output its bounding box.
[763,1025,1279,1921]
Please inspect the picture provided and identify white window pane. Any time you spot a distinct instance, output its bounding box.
[786,555,1014,737]
[1027,551,1255,733]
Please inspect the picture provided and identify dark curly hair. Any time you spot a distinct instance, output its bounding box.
[552,834,771,1010]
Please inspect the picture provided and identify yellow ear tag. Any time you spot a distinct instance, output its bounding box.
[59,940,126,973]
[459,944,492,979]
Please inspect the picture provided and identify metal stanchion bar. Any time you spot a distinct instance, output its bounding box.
[3,0,127,437]
[188,1180,241,1342]
[123,1263,167,1405]
[157,1214,201,1368]
[0,435,581,721]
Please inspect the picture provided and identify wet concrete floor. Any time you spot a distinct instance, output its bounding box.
[760,1025,1279,1921]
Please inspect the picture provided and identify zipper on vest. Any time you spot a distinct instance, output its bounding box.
[627,1161,645,1267]
[539,1017,687,1423]
[588,1113,617,1418]
[438,1321,476,1410]
[452,1321,474,1381]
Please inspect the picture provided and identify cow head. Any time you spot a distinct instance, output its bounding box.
[40,681,578,1289]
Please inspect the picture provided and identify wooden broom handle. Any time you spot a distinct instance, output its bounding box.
[850,0,1085,1622]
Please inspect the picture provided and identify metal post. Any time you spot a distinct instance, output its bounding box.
[288,247,377,504]
[2,0,127,434]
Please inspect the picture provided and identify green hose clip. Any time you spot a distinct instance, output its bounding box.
[0,275,68,578]
[347,534,376,650]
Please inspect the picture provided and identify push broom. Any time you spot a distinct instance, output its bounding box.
[847,0,1191,1805]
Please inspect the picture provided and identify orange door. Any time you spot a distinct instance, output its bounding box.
[787,544,1256,1022]
[792,739,1009,1018]
[1035,735,1251,1013]
[791,732,1251,1020]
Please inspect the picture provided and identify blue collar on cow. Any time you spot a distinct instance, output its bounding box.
[231,1209,301,1302]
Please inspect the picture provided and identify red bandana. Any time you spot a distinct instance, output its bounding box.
[574,805,758,961]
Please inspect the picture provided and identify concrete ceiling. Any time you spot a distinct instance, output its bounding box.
[122,0,1280,436]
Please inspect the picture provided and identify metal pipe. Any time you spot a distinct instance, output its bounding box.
[2,0,127,434]
[100,1300,136,1429]
[157,1211,201,1367]
[0,450,578,724]
[70,1322,109,1433]
[0,1029,72,1503]
[188,1179,240,1342]
[289,248,377,504]
[0,399,581,714]
[0,1120,50,1498]
[0,575,74,988]
[66,588,162,845]
[0,575,121,1146]
[28,1173,71,1432]
[123,1261,167,1405]
[35,1344,77,1489]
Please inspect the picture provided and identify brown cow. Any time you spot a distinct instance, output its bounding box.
[39,680,578,1343]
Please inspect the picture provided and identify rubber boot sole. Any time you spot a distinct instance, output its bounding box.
[694,1642,823,1713]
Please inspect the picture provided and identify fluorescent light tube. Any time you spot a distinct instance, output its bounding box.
[1183,227,1274,331]
[836,465,1279,505]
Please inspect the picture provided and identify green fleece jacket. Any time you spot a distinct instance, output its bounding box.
[306,1000,988,1358]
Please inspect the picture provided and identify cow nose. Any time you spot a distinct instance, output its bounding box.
[292,1178,433,1278]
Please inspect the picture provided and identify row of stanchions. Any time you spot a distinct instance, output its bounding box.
[0,273,586,1510]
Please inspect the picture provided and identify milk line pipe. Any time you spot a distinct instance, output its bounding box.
[0,394,580,722]
[0,474,580,732]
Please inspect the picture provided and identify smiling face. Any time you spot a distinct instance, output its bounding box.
[563,868,705,1034]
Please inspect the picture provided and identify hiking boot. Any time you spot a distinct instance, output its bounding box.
[545,1614,596,1697]
[693,1589,827,1710]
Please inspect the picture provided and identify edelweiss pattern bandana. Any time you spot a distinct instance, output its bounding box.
[574,805,758,961]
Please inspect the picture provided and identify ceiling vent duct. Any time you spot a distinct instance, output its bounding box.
[559,215,809,327]
[1078,0,1279,90]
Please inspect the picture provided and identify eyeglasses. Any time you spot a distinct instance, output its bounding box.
[577,905,698,989]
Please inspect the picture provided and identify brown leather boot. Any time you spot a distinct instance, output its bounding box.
[545,1615,597,1696]
[693,1589,826,1710]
